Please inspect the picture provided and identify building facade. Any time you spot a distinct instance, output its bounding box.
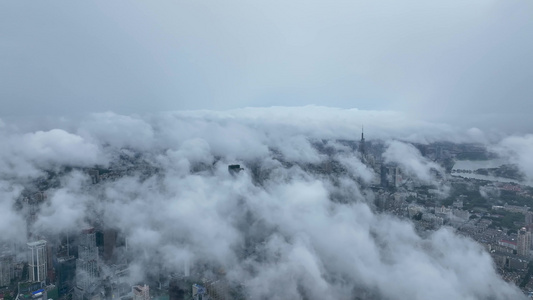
[27,240,47,283]
[0,253,15,286]
[75,228,99,299]
[132,284,150,300]
[517,227,531,256]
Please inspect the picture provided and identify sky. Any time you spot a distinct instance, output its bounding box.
[1,0,532,131]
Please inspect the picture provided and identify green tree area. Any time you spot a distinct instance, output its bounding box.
[442,157,455,173]
[499,190,533,207]
[3,293,14,300]
[442,182,490,210]
[456,151,495,161]
[486,211,525,232]
[47,287,59,300]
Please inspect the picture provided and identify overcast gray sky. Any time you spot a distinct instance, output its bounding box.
[1,0,532,130]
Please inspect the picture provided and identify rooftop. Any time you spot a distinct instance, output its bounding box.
[27,240,47,247]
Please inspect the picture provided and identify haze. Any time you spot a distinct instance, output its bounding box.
[1,0,532,131]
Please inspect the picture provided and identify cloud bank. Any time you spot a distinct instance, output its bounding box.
[0,107,527,299]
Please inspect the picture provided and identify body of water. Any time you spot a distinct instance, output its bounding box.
[451,158,527,185]
[452,159,507,170]
[452,158,531,186]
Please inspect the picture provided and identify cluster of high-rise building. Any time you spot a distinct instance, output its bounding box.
[0,221,141,300]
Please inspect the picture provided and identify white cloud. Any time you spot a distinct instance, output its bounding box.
[0,109,525,299]
[0,128,104,179]
[383,140,444,184]
[494,134,533,182]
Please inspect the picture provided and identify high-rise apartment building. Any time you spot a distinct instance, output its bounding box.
[56,256,76,296]
[28,240,47,283]
[103,229,117,262]
[75,228,99,296]
[0,253,15,286]
[517,227,531,256]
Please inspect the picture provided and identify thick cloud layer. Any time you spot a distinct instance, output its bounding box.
[494,134,533,183]
[0,108,527,299]
[383,140,444,183]
[0,127,104,178]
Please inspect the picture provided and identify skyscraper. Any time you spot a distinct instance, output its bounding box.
[359,126,366,159]
[169,277,186,300]
[56,256,76,296]
[517,227,531,256]
[75,228,99,298]
[103,229,117,262]
[0,252,15,287]
[526,212,533,225]
[27,240,47,283]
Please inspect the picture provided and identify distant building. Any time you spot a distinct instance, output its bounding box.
[27,240,47,283]
[103,229,118,262]
[509,257,529,270]
[88,169,100,184]
[452,199,464,209]
[504,204,529,214]
[517,227,531,256]
[407,204,424,218]
[228,165,244,175]
[359,127,366,160]
[498,240,517,251]
[56,256,76,296]
[24,194,45,231]
[204,279,230,300]
[380,165,401,188]
[75,228,99,299]
[493,252,529,271]
[435,206,452,216]
[421,213,444,227]
[169,277,186,300]
[452,209,470,221]
[526,212,533,225]
[434,206,470,222]
[132,284,149,300]
[192,284,207,300]
[0,253,15,286]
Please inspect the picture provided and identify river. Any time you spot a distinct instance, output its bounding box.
[451,159,525,185]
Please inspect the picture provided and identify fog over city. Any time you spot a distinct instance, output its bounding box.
[0,110,532,299]
[1,1,533,300]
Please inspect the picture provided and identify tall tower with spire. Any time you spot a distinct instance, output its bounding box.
[359,126,366,159]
